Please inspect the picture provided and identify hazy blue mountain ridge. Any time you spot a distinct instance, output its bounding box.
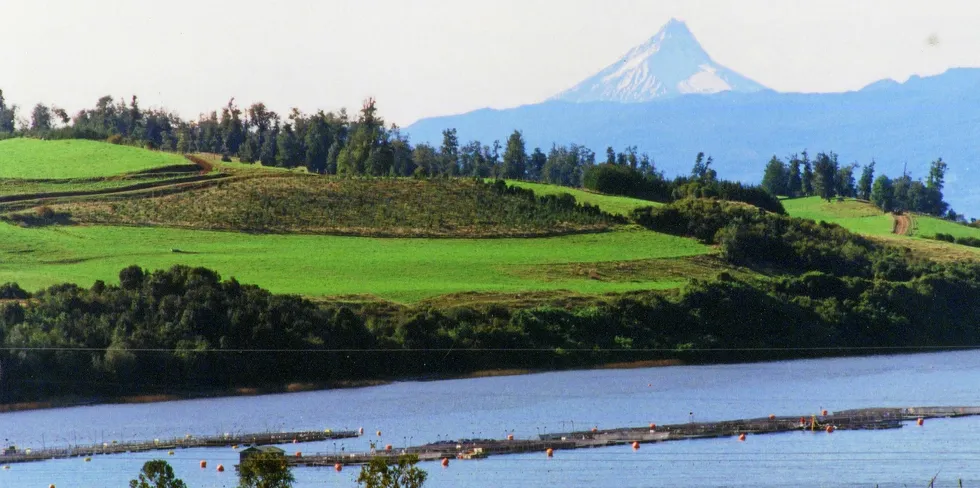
[408,64,980,215]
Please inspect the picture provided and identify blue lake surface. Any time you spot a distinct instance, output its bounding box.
[1,349,979,487]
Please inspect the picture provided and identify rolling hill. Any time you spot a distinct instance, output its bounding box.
[0,138,191,178]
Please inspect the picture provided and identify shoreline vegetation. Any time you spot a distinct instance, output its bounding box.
[3,194,979,407]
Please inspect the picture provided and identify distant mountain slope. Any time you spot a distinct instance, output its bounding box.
[407,68,980,215]
[551,19,768,103]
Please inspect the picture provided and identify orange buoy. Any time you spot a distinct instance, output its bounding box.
[768,414,776,420]
[649,423,656,430]
[591,427,598,433]
[441,458,449,467]
[200,460,207,469]
[825,425,835,433]
[335,463,343,472]
[216,465,225,473]
[295,451,302,457]
[49,485,55,488]
[507,434,514,441]
[822,410,828,416]
[917,418,924,426]
[376,430,382,437]
[385,444,392,452]
[738,433,746,441]
[631,441,640,450]
[546,448,554,457]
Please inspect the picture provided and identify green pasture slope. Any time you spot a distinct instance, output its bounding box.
[783,196,980,241]
[0,138,186,179]
[913,214,980,240]
[782,196,894,236]
[503,180,660,216]
[0,223,711,302]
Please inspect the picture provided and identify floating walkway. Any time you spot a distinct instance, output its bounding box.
[0,430,358,465]
[292,406,980,468]
[3,406,978,468]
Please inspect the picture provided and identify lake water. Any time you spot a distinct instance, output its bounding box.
[1,350,979,487]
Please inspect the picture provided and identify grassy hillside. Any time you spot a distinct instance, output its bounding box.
[503,180,660,216]
[913,214,980,239]
[781,197,894,236]
[0,139,190,179]
[782,196,980,260]
[50,176,621,237]
[0,222,711,302]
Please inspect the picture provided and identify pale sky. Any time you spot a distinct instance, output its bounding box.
[2,0,978,126]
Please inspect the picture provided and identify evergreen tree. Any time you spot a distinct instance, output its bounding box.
[175,126,191,154]
[691,152,718,184]
[501,130,528,180]
[800,151,813,196]
[925,158,949,216]
[812,152,838,201]
[412,143,439,177]
[127,95,142,138]
[440,128,459,176]
[761,156,788,196]
[239,132,260,163]
[276,123,302,168]
[0,89,15,133]
[857,161,875,200]
[870,175,894,212]
[259,122,279,166]
[30,103,52,133]
[221,99,244,155]
[787,155,802,198]
[390,130,415,177]
[528,147,546,182]
[835,163,857,198]
[325,141,340,175]
[605,146,616,165]
[304,114,330,174]
[891,173,912,211]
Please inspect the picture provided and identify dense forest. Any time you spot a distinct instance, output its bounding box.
[2,199,979,404]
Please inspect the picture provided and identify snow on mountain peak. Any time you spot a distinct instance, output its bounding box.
[551,18,768,103]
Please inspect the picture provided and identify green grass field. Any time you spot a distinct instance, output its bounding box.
[0,139,187,179]
[913,214,980,240]
[0,223,712,302]
[503,180,660,216]
[782,197,895,236]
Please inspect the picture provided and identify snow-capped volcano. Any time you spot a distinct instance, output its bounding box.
[551,18,769,103]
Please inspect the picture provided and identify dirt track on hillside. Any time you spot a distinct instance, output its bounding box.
[893,213,912,235]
